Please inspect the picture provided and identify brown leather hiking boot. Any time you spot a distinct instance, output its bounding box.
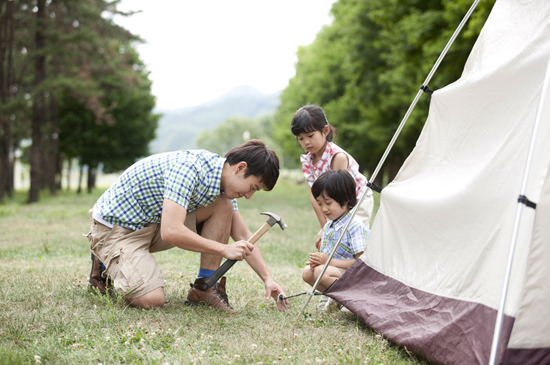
[215,276,230,305]
[185,276,235,313]
[89,253,112,295]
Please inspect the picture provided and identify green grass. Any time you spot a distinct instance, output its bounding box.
[0,178,427,365]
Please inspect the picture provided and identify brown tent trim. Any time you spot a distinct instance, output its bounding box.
[327,260,515,365]
[503,347,550,365]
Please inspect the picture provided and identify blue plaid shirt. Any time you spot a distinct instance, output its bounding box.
[319,210,369,259]
[93,150,237,231]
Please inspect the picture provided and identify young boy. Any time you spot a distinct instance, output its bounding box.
[302,169,369,311]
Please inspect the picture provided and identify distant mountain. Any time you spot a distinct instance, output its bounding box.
[150,85,281,153]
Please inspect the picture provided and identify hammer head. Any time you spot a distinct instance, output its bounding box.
[261,212,287,230]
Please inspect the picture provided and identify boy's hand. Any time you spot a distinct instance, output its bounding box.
[308,252,329,266]
[305,260,317,268]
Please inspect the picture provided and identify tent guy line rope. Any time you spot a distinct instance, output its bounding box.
[297,0,482,317]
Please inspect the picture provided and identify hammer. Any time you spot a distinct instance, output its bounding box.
[202,212,287,289]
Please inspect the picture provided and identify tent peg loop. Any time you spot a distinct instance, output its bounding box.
[517,194,537,209]
[420,84,434,95]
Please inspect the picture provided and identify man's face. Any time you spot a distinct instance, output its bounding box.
[222,162,265,200]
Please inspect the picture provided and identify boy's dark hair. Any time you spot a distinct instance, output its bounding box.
[225,139,280,191]
[311,170,357,209]
[290,104,337,141]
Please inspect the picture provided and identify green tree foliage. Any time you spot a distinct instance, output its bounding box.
[196,113,284,165]
[273,0,496,183]
[0,0,159,201]
[48,0,159,193]
[58,44,159,181]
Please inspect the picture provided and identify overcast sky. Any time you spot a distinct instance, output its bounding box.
[113,1,336,110]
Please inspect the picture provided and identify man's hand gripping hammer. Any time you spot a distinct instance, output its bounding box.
[202,212,287,289]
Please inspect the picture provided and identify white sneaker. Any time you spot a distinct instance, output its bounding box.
[323,298,343,312]
[318,296,329,307]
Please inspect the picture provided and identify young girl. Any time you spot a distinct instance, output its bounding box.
[302,170,369,311]
[291,104,374,248]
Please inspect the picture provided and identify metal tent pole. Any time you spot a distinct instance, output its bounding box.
[298,0,481,316]
[488,55,550,365]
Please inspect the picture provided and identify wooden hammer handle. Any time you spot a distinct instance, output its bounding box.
[204,221,273,288]
[247,221,272,244]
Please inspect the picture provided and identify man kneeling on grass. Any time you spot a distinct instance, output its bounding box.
[86,139,288,312]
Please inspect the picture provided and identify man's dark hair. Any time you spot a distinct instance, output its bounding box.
[311,170,357,209]
[225,139,280,191]
[290,104,336,142]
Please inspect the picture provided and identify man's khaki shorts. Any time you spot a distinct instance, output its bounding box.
[87,211,197,299]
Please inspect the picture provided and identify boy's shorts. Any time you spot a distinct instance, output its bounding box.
[355,192,374,229]
[87,211,197,299]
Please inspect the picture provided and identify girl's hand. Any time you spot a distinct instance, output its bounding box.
[315,229,322,250]
[309,252,329,266]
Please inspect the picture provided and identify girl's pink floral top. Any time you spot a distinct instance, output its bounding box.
[300,141,369,197]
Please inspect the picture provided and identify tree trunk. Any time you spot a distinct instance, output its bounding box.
[0,0,14,202]
[66,158,72,190]
[0,113,7,202]
[0,0,5,203]
[7,144,14,194]
[29,0,46,203]
[48,95,58,195]
[77,163,83,194]
[40,125,49,190]
[87,164,96,193]
[56,153,62,190]
[6,0,14,197]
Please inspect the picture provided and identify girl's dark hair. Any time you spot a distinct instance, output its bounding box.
[225,139,279,191]
[290,104,336,141]
[311,170,357,209]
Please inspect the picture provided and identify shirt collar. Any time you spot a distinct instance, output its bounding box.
[317,142,333,164]
[300,153,310,165]
[329,209,353,231]
[207,156,226,197]
[300,141,333,165]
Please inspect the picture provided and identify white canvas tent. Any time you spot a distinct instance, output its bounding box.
[327,1,550,364]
